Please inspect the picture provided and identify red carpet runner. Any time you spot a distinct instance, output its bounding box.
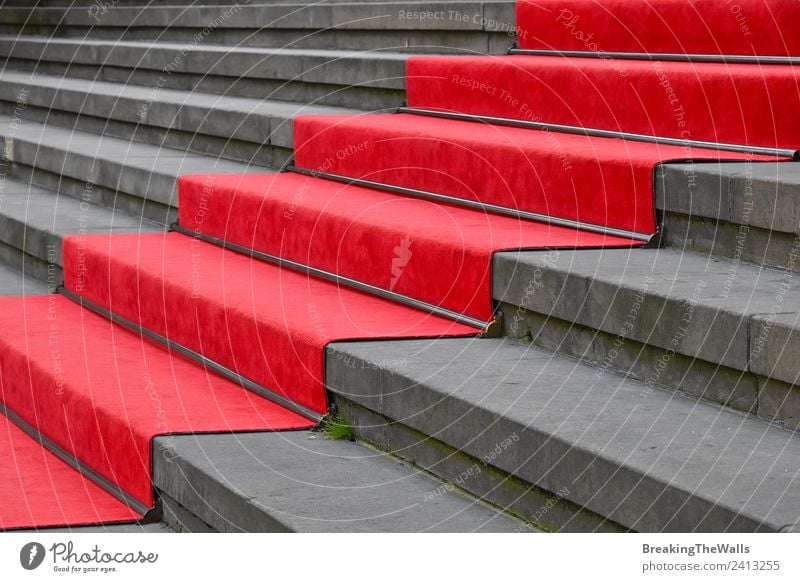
[1,0,797,529]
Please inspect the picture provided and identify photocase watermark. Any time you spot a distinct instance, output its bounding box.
[87,0,121,22]
[389,236,412,291]
[423,433,520,502]
[555,9,628,76]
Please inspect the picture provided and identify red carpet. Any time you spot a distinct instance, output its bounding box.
[407,55,800,149]
[62,232,476,417]
[516,0,800,56]
[0,413,140,530]
[179,172,637,322]
[0,295,311,508]
[294,113,781,237]
[3,0,798,530]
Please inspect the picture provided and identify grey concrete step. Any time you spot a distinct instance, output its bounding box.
[0,2,515,54]
[494,247,800,426]
[0,176,161,282]
[325,336,800,532]
[153,431,530,532]
[657,162,800,271]
[0,70,357,165]
[0,115,262,223]
[0,36,410,109]
[0,257,47,295]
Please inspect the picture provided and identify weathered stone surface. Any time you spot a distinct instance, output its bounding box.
[154,431,526,532]
[326,337,800,532]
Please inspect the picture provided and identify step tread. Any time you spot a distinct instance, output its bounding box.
[326,336,800,532]
[493,247,800,372]
[154,431,527,532]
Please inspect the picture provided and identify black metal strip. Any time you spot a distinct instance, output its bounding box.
[170,224,490,331]
[508,47,800,66]
[399,107,799,160]
[0,403,150,516]
[286,165,654,243]
[58,287,324,423]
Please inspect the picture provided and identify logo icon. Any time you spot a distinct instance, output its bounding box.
[20,542,45,570]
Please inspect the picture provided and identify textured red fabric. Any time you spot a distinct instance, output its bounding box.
[0,413,140,530]
[516,0,800,56]
[294,114,779,236]
[0,295,311,508]
[407,55,800,149]
[62,232,475,416]
[179,172,638,322]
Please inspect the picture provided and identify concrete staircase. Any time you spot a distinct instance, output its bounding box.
[1,0,799,533]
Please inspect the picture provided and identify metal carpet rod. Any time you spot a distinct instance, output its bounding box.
[287,165,656,243]
[508,47,800,66]
[398,107,799,160]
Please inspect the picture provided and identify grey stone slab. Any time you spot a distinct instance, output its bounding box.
[0,71,357,149]
[493,248,800,371]
[154,431,526,532]
[751,313,800,387]
[0,177,161,264]
[0,115,263,207]
[326,337,800,532]
[0,36,410,90]
[0,259,47,295]
[658,162,800,235]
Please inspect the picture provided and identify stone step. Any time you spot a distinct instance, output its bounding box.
[0,115,261,223]
[657,162,800,271]
[0,70,356,165]
[325,336,800,532]
[0,2,516,54]
[0,35,410,109]
[0,258,47,295]
[0,176,161,283]
[493,247,800,427]
[153,430,529,532]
